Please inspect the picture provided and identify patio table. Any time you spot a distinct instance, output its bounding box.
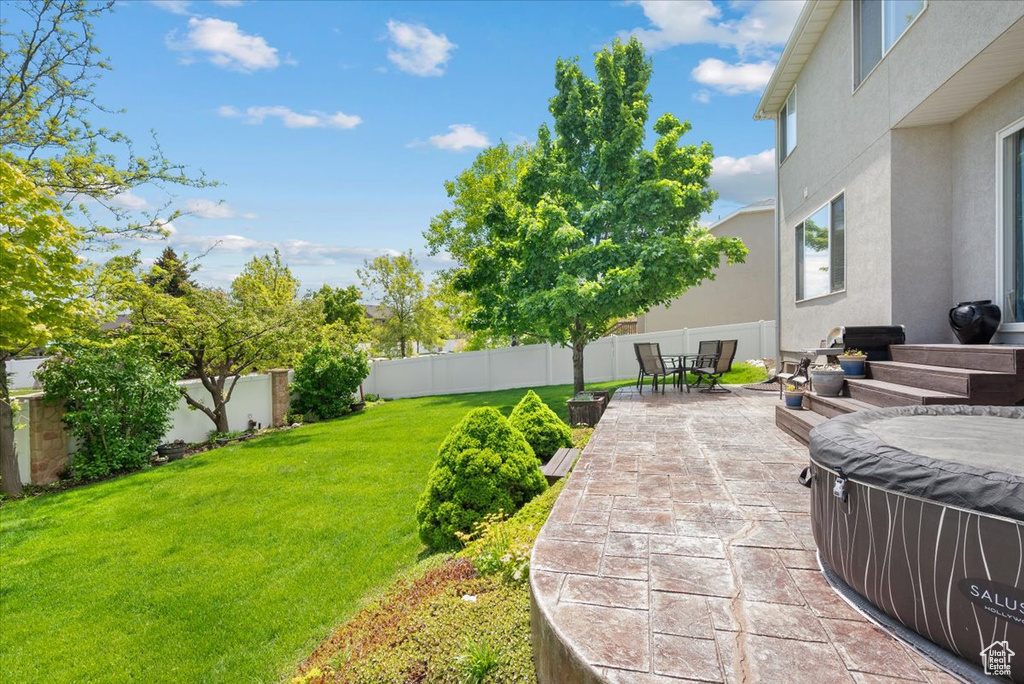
[665,353,718,393]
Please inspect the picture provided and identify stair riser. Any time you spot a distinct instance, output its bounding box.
[846,383,963,408]
[806,395,856,419]
[866,364,972,395]
[890,347,1020,373]
[774,405,811,446]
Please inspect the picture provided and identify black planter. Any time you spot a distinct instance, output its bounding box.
[948,300,1001,345]
[156,443,187,462]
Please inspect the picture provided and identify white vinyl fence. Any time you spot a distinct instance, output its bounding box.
[363,320,776,400]
[8,356,47,389]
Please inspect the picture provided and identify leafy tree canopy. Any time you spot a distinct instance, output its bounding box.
[425,37,747,392]
[143,247,196,297]
[358,251,448,357]
[310,284,369,339]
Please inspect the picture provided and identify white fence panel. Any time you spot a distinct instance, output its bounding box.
[8,357,46,389]
[167,374,275,443]
[363,321,776,400]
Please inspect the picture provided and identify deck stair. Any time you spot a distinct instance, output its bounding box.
[776,344,1024,445]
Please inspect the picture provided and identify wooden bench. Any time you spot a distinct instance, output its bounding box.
[541,447,580,485]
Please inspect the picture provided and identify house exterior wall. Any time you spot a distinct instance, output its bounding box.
[776,1,1024,352]
[638,209,774,333]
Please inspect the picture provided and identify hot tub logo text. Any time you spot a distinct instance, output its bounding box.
[959,579,1024,626]
[981,640,1015,677]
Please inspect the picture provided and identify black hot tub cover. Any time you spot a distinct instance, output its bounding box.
[809,405,1024,521]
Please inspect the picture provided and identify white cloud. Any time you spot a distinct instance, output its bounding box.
[150,0,191,14]
[710,148,775,205]
[168,17,280,72]
[218,105,362,129]
[622,0,804,56]
[213,0,243,6]
[691,58,774,94]
[109,192,152,211]
[427,124,490,151]
[185,199,258,220]
[386,20,456,77]
[693,90,712,104]
[168,233,398,267]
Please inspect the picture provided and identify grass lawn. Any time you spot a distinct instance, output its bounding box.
[0,379,629,683]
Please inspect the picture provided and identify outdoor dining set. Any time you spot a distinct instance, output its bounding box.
[633,339,738,394]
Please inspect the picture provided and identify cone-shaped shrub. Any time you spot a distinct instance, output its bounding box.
[416,407,547,550]
[508,390,573,463]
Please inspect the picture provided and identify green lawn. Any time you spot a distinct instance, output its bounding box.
[0,380,629,684]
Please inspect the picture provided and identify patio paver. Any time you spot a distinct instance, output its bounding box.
[530,387,947,684]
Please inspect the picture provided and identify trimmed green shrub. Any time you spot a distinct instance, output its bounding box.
[507,390,572,463]
[291,342,369,420]
[36,339,181,479]
[416,407,546,550]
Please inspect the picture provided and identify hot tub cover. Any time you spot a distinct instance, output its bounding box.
[809,405,1024,521]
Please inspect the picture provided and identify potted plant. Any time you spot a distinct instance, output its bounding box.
[567,391,604,427]
[838,349,867,379]
[783,384,805,409]
[156,439,187,462]
[810,364,845,397]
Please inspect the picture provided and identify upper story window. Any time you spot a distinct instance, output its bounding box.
[855,0,925,87]
[1000,120,1024,326]
[796,194,846,301]
[779,87,797,162]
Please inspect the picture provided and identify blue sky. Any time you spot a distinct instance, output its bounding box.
[52,0,803,293]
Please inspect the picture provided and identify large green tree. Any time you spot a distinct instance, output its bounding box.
[426,38,746,393]
[358,251,446,357]
[126,251,304,433]
[1,0,209,495]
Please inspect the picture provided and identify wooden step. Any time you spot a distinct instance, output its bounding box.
[890,344,1024,374]
[804,393,877,419]
[866,361,1015,398]
[775,404,829,446]
[845,378,967,407]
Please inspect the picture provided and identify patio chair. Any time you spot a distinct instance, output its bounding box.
[776,357,811,398]
[691,339,738,393]
[686,340,721,389]
[633,342,681,394]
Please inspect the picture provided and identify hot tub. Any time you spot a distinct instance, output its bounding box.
[806,405,1024,682]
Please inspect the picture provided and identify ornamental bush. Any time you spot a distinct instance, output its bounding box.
[291,342,370,420]
[36,339,181,479]
[507,390,572,463]
[416,407,547,550]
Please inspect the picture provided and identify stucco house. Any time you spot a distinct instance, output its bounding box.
[755,0,1024,354]
[637,199,775,333]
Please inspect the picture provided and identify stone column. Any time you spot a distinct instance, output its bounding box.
[269,369,290,427]
[28,395,68,485]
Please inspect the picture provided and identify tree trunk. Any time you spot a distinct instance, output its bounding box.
[214,408,230,434]
[572,336,586,396]
[400,338,407,358]
[0,356,25,497]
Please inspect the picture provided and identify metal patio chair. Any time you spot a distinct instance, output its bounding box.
[691,339,738,393]
[633,342,681,394]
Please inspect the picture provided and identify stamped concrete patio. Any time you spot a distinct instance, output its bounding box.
[530,386,961,684]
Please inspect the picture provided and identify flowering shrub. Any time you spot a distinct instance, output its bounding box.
[36,339,181,479]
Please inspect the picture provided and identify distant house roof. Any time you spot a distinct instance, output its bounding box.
[363,304,389,322]
[707,199,774,233]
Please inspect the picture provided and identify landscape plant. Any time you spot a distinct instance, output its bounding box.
[291,342,370,420]
[416,407,547,550]
[426,37,746,394]
[35,339,181,479]
[508,389,572,462]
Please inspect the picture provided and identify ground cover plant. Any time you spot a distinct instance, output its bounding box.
[294,479,567,684]
[0,380,627,683]
[508,390,572,462]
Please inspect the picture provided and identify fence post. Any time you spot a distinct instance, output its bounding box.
[485,349,492,391]
[546,344,553,385]
[269,369,290,427]
[28,395,68,485]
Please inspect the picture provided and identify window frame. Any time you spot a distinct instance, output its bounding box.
[995,116,1024,332]
[852,0,927,92]
[795,192,847,304]
[779,86,797,164]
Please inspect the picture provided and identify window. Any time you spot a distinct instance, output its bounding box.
[779,88,797,161]
[796,194,845,301]
[854,0,925,87]
[1001,121,1024,325]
